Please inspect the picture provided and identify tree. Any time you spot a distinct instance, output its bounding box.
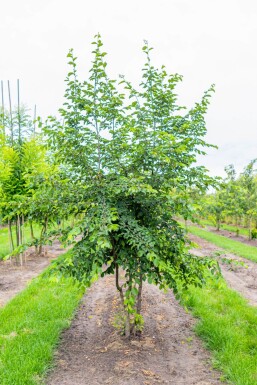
[222,165,244,235]
[0,106,62,262]
[45,35,217,337]
[239,160,257,239]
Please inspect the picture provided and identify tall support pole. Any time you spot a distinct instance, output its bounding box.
[17,79,21,144]
[33,104,37,134]
[7,80,14,146]
[1,80,5,138]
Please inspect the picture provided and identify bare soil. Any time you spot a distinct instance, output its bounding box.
[0,241,65,307]
[189,234,257,306]
[46,274,224,385]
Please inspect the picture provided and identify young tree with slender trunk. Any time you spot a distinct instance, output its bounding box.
[46,35,217,337]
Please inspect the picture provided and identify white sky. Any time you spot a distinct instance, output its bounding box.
[1,0,257,177]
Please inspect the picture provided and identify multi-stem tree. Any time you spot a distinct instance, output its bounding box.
[46,35,217,337]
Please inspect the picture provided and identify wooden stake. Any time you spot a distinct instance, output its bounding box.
[1,80,5,138]
[7,80,14,145]
[17,79,21,144]
[33,104,36,134]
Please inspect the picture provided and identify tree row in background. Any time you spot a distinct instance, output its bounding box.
[0,105,76,263]
[197,160,257,239]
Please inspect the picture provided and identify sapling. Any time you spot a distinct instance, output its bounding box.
[45,35,218,337]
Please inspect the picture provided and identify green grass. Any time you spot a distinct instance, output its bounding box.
[182,277,257,385]
[188,225,257,263]
[200,219,249,237]
[221,223,249,237]
[0,227,11,259]
[0,256,84,385]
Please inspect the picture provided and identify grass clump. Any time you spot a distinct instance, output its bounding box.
[0,258,84,385]
[188,225,257,263]
[182,277,257,385]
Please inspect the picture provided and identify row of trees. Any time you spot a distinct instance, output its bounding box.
[1,35,218,336]
[198,161,257,239]
[0,105,75,263]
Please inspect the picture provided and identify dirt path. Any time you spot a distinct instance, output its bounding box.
[46,274,224,385]
[0,241,65,307]
[189,234,257,306]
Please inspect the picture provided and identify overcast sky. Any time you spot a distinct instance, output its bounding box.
[1,0,257,177]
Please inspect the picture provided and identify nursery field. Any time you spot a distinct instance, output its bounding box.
[2,35,257,385]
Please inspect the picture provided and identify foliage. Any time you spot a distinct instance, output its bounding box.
[198,161,257,239]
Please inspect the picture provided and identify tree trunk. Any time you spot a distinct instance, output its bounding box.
[8,219,14,252]
[115,264,130,338]
[216,217,220,231]
[17,214,23,266]
[15,218,19,247]
[21,215,25,244]
[235,216,239,237]
[22,215,26,264]
[30,221,35,240]
[136,274,143,315]
[38,217,48,255]
[249,217,252,241]
[30,221,38,253]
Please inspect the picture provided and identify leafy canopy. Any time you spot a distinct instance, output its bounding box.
[45,34,217,334]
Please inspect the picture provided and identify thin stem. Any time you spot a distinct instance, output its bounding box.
[136,274,143,315]
[115,263,130,337]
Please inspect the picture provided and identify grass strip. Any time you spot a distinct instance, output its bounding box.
[188,225,257,263]
[200,219,249,237]
[0,255,84,385]
[182,277,257,385]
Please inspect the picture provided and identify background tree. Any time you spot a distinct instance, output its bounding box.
[222,165,244,235]
[0,106,65,262]
[239,159,257,239]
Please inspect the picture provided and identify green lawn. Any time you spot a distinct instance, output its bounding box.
[182,276,257,385]
[0,254,84,385]
[188,225,257,262]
